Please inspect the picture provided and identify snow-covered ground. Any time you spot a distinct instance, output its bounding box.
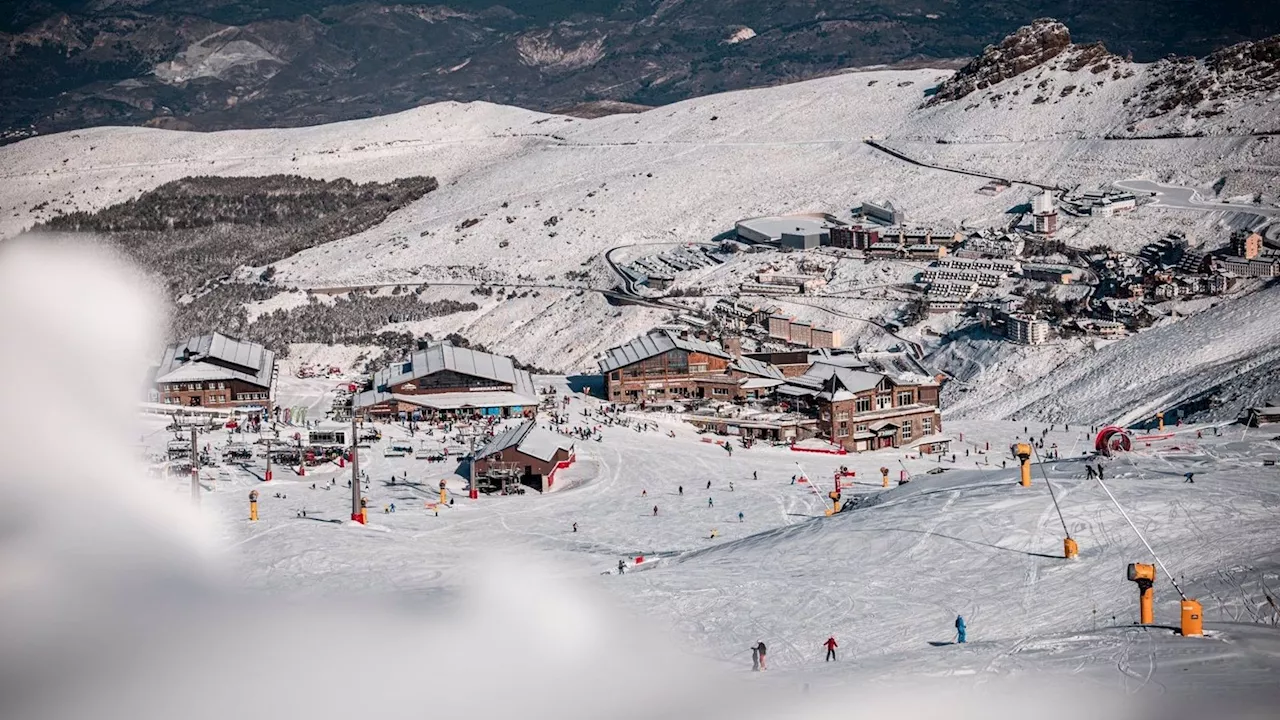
[6,238,1280,719]
[138,373,1280,712]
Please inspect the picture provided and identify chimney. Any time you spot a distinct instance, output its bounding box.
[723,335,743,358]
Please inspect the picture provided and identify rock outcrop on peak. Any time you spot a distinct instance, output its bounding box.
[927,19,1073,105]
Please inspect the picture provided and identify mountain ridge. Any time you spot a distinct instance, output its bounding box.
[5,1,1280,142]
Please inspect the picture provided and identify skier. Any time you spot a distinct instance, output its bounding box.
[1085,465,1097,480]
[390,503,396,513]
[617,560,626,575]
[754,641,768,670]
[572,522,578,532]
[706,479,712,490]
[750,644,760,672]
[753,471,758,481]
[729,482,734,492]
[653,505,659,516]
[738,511,744,522]
[1183,472,1195,484]
[708,497,714,508]
[955,615,967,644]
[1097,464,1105,481]
[823,636,838,662]
[678,485,683,496]
[642,489,648,497]
[791,475,796,485]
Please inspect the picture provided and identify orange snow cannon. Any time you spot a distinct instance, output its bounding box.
[880,466,890,487]
[1127,562,1156,624]
[249,489,259,522]
[1012,443,1033,487]
[1157,411,1165,432]
[1180,598,1203,637]
[1063,537,1078,559]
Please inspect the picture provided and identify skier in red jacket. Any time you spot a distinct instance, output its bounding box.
[823,636,838,662]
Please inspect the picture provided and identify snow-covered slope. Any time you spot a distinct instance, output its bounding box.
[1,21,1277,397]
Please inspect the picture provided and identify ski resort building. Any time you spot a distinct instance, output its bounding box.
[153,333,277,412]
[474,420,575,493]
[354,343,537,419]
[1006,314,1051,345]
[776,359,942,453]
[735,215,832,245]
[1031,191,1059,235]
[599,330,734,404]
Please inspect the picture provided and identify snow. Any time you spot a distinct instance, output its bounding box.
[6,238,1280,717]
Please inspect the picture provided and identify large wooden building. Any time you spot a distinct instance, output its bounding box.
[777,358,943,453]
[473,420,575,493]
[354,342,538,419]
[599,330,734,404]
[152,333,276,412]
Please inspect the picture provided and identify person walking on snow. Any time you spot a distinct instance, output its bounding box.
[955,615,967,644]
[1085,465,1096,480]
[823,636,838,662]
[1183,472,1195,483]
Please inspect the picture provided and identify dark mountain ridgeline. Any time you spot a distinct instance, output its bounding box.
[3,1,1280,141]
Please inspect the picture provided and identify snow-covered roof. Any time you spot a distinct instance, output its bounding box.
[154,361,237,384]
[598,330,730,374]
[370,342,535,398]
[155,332,275,388]
[476,421,574,463]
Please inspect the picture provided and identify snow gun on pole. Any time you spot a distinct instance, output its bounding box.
[1093,472,1202,637]
[1030,445,1076,559]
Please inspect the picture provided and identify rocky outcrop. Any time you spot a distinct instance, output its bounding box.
[928,19,1073,104]
[1137,34,1280,120]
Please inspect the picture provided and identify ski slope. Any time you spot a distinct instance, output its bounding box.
[6,241,1280,719]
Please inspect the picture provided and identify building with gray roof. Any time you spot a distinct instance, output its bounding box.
[474,420,576,493]
[154,332,277,411]
[355,342,537,419]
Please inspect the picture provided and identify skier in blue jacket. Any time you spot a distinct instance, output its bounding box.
[955,615,967,644]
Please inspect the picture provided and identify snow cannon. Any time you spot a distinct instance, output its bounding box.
[1156,411,1165,432]
[439,479,448,505]
[1180,598,1204,637]
[1012,443,1033,487]
[880,466,890,488]
[1095,426,1132,456]
[827,488,842,514]
[1127,562,1156,625]
[1063,537,1078,560]
[249,490,259,522]
[354,496,368,525]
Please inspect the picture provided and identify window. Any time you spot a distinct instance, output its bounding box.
[836,410,849,421]
[901,422,913,442]
[856,424,868,433]
[897,391,913,406]
[855,397,871,413]
[712,388,729,396]
[838,421,848,438]
[876,393,892,410]
[922,416,933,435]
[612,372,620,381]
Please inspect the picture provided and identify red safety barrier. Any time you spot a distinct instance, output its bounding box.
[635,556,645,564]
